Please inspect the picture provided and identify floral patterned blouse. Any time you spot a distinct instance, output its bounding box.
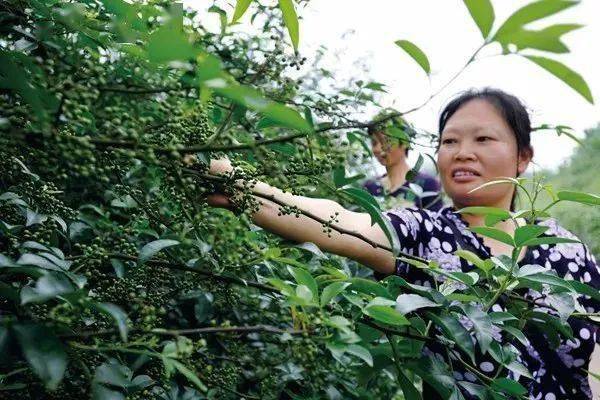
[385,206,600,399]
[363,171,444,211]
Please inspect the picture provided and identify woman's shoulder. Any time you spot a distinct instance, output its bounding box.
[414,171,441,189]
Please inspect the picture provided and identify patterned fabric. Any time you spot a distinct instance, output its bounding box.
[385,206,600,399]
[363,171,443,211]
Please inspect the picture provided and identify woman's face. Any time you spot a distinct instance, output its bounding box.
[371,131,407,167]
[437,99,532,209]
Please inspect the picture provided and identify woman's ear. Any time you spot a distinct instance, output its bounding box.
[517,147,534,175]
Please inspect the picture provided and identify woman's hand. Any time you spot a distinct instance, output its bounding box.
[209,157,234,176]
[206,158,236,210]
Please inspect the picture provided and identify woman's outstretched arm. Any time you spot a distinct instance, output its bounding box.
[209,159,396,274]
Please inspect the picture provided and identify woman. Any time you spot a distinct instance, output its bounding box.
[208,88,599,399]
[363,116,443,211]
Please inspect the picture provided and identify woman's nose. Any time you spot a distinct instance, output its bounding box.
[454,143,477,161]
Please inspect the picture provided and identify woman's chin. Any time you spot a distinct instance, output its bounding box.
[447,190,484,207]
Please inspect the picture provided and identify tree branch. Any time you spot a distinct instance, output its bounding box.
[108,253,277,293]
[61,324,304,339]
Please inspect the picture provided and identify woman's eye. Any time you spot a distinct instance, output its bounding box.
[477,136,492,142]
[441,138,456,145]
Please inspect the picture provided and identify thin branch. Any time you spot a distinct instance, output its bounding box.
[108,253,277,293]
[361,319,436,343]
[98,86,192,94]
[88,132,308,154]
[61,324,304,339]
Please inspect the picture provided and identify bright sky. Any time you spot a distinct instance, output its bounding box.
[195,0,600,171]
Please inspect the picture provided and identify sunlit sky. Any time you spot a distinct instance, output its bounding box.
[192,0,600,171]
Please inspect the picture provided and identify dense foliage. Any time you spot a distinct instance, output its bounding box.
[1,0,599,399]
[542,126,600,258]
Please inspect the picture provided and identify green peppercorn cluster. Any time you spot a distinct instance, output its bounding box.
[0,0,401,399]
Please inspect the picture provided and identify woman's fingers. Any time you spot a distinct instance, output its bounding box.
[209,158,234,175]
[206,193,232,208]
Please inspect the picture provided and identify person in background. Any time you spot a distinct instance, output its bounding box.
[363,114,443,211]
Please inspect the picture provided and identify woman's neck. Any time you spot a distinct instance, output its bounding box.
[384,160,411,192]
[455,198,516,230]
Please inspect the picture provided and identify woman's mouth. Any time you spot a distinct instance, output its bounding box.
[451,168,480,182]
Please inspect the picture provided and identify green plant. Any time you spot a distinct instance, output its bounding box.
[0,0,598,399]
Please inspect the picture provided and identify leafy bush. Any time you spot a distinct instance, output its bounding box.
[542,126,600,258]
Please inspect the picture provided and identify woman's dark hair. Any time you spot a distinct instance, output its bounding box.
[438,88,534,209]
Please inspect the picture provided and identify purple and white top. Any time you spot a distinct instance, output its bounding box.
[385,206,600,399]
[363,171,443,211]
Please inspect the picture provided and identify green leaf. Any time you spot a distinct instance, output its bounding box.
[320,282,351,307]
[208,6,228,35]
[17,253,65,271]
[446,271,479,286]
[341,188,401,256]
[505,24,582,53]
[278,0,299,51]
[462,304,494,355]
[342,187,380,209]
[138,239,180,264]
[529,311,573,344]
[514,225,548,246]
[288,266,318,301]
[395,294,440,314]
[493,0,578,41]
[491,377,527,396]
[333,168,365,188]
[489,311,518,324]
[266,278,295,296]
[349,277,392,299]
[469,227,514,247]
[26,209,47,226]
[13,324,67,390]
[364,305,410,327]
[94,359,131,388]
[323,315,352,330]
[405,154,424,183]
[521,236,580,246]
[515,264,547,277]
[520,272,575,292]
[525,55,593,104]
[457,382,488,399]
[295,284,314,304]
[387,126,410,143]
[94,303,129,342]
[457,206,511,219]
[231,0,252,23]
[91,385,125,400]
[427,312,475,363]
[170,359,207,393]
[345,344,373,367]
[394,40,430,74]
[205,82,311,132]
[502,325,529,346]
[455,249,490,272]
[506,360,533,379]
[570,280,600,302]
[147,23,197,63]
[20,273,75,304]
[546,292,576,320]
[396,367,423,400]
[462,0,495,38]
[556,190,600,205]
